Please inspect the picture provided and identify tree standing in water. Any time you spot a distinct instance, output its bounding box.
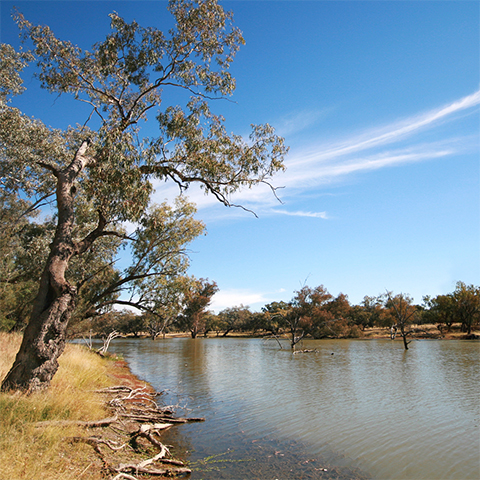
[384,292,417,350]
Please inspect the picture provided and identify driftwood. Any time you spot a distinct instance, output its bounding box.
[262,334,284,349]
[97,331,123,356]
[101,386,160,409]
[121,412,205,424]
[115,440,191,477]
[70,436,128,453]
[36,384,200,479]
[293,348,318,354]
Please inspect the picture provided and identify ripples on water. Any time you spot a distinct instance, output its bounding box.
[106,338,480,479]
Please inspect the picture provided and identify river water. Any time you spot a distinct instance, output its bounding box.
[105,337,480,479]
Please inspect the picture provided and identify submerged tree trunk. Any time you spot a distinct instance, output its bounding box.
[289,328,304,351]
[1,141,94,393]
[400,325,410,350]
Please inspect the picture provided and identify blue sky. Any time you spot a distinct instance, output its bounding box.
[1,1,479,312]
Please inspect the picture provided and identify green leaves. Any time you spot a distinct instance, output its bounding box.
[0,1,287,336]
[177,276,218,337]
[8,1,286,224]
[130,197,204,280]
[0,43,33,101]
[153,98,288,207]
[0,103,72,197]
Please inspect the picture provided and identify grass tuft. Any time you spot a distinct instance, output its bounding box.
[0,333,116,479]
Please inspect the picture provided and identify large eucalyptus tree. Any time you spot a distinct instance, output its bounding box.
[0,0,287,392]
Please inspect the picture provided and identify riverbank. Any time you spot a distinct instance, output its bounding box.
[358,323,479,340]
[2,325,477,479]
[0,333,196,479]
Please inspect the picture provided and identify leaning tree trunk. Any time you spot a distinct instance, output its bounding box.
[1,141,94,393]
[0,269,77,392]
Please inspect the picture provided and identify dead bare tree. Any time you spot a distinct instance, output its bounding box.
[96,330,122,356]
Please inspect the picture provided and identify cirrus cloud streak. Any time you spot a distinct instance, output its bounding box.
[151,90,479,221]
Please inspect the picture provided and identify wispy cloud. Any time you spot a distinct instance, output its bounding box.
[291,90,480,166]
[210,289,269,312]
[273,90,479,195]
[210,288,289,312]
[270,209,328,219]
[288,146,455,183]
[151,90,479,220]
[275,107,334,137]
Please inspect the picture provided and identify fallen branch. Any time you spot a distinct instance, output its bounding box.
[157,458,186,467]
[263,334,284,349]
[108,386,159,408]
[96,386,134,393]
[97,331,122,356]
[36,378,191,478]
[121,412,205,423]
[70,436,128,452]
[118,465,191,476]
[139,423,173,433]
[129,405,174,416]
[116,446,192,476]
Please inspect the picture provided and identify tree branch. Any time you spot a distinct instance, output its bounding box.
[74,209,107,255]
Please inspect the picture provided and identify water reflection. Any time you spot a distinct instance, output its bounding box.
[105,338,480,479]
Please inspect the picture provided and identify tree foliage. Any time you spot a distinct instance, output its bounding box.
[215,305,252,336]
[177,277,218,338]
[1,0,287,392]
[382,292,418,350]
[424,282,480,336]
[261,286,359,349]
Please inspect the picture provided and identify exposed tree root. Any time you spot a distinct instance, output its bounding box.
[112,474,138,480]
[115,447,191,477]
[36,384,203,479]
[70,436,128,452]
[114,441,191,477]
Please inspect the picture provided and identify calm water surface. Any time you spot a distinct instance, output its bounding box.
[105,338,480,479]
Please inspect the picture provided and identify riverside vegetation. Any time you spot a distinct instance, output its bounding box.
[1,0,477,394]
[72,281,480,351]
[0,332,202,479]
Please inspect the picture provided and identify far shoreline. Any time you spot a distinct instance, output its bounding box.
[93,323,479,342]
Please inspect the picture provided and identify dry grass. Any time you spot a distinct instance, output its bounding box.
[0,333,116,479]
[362,323,480,339]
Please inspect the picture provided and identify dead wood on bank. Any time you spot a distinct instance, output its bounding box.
[37,384,204,479]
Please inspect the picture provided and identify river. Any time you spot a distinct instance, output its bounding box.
[104,337,480,479]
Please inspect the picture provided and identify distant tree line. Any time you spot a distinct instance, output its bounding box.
[1,193,477,343]
[33,281,478,348]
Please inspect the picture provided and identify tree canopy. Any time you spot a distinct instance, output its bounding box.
[0,0,287,392]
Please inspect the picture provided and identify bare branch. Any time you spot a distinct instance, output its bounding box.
[74,209,107,255]
[37,161,59,177]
